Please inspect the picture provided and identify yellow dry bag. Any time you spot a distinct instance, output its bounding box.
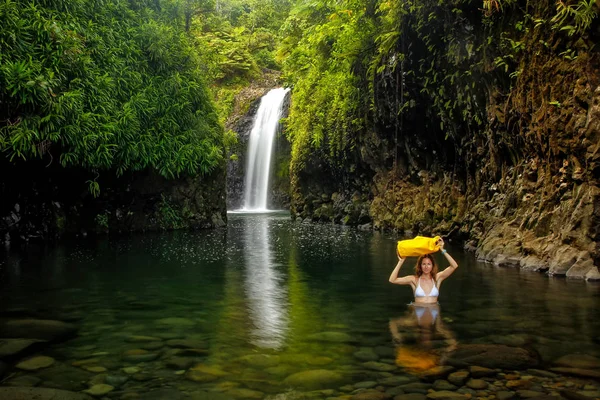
[397,236,441,258]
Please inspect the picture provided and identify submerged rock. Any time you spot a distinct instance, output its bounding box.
[442,344,539,370]
[283,369,344,390]
[306,331,356,343]
[239,354,280,368]
[0,319,77,341]
[553,354,600,370]
[0,387,93,400]
[0,360,8,378]
[83,384,114,396]
[0,339,46,359]
[3,375,42,387]
[15,355,55,370]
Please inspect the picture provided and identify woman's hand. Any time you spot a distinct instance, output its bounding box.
[437,238,445,251]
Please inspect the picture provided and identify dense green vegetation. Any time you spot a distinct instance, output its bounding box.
[0,0,225,195]
[0,0,291,195]
[1,0,596,202]
[279,0,598,182]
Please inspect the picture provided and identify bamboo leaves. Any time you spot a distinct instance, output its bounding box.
[0,0,224,185]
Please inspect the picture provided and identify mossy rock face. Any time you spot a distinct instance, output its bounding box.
[283,369,344,390]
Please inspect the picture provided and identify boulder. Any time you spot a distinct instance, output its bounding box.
[0,360,7,379]
[0,387,93,400]
[0,339,46,359]
[426,390,468,400]
[306,331,356,343]
[0,319,77,341]
[15,356,54,371]
[350,390,392,399]
[553,354,600,369]
[283,369,344,390]
[442,344,539,370]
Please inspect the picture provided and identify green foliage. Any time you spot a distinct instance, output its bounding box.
[189,1,293,123]
[279,0,598,181]
[158,194,184,230]
[279,1,375,169]
[0,0,224,188]
[95,212,109,229]
[551,0,597,36]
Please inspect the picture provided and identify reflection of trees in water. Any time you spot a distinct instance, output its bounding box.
[389,305,457,373]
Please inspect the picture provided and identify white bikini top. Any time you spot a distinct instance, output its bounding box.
[415,277,439,297]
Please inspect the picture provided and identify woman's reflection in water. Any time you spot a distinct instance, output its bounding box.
[389,304,457,373]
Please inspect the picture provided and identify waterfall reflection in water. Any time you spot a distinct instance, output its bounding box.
[242,215,288,349]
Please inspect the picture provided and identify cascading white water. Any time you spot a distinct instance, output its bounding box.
[242,87,290,211]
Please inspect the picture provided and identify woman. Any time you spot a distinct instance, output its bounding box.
[388,238,459,371]
[388,238,458,306]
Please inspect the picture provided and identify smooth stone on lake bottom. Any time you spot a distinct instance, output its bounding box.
[0,360,7,378]
[553,354,600,369]
[517,390,546,398]
[139,388,183,400]
[188,390,235,400]
[186,364,229,382]
[350,389,392,399]
[419,366,455,381]
[82,365,107,373]
[105,375,129,386]
[394,394,427,400]
[122,349,159,362]
[444,344,539,369]
[378,375,417,386]
[549,367,600,379]
[238,354,280,367]
[306,331,355,343]
[165,356,194,370]
[495,391,516,400]
[468,365,495,377]
[399,382,432,394]
[354,381,378,389]
[354,349,380,362]
[4,375,42,387]
[72,358,100,367]
[433,380,458,391]
[224,388,264,399]
[166,339,207,349]
[426,390,468,400]
[16,355,55,370]
[447,371,469,386]
[363,361,397,372]
[83,384,114,396]
[283,369,344,390]
[0,339,45,358]
[0,319,78,341]
[466,379,488,390]
[125,335,163,343]
[0,387,93,399]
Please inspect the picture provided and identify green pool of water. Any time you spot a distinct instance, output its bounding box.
[0,213,599,398]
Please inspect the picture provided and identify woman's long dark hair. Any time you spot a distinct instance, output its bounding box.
[414,254,438,283]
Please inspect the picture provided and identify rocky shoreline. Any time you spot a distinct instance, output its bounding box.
[1,318,599,400]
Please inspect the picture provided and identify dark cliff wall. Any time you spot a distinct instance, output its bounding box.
[0,159,227,244]
[288,1,600,280]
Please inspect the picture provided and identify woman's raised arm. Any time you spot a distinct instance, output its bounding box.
[389,256,416,286]
[436,239,458,281]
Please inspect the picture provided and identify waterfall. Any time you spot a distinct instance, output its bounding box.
[242,87,290,211]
